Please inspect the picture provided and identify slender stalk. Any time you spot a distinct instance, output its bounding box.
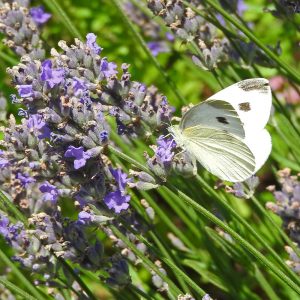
[56,257,97,300]
[111,0,186,104]
[108,145,300,295]
[129,283,153,300]
[0,277,38,300]
[195,175,300,287]
[254,265,281,300]
[111,225,181,299]
[149,232,191,294]
[0,249,45,299]
[183,0,300,83]
[0,190,28,224]
[163,183,300,295]
[43,0,83,40]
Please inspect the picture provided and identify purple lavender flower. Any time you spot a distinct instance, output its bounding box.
[100,58,118,78]
[26,114,51,139]
[16,173,36,188]
[40,60,65,88]
[39,181,59,203]
[147,41,169,56]
[100,131,109,143]
[86,33,102,54]
[110,168,131,194]
[77,211,93,225]
[72,78,87,95]
[0,215,10,239]
[17,85,34,98]
[64,146,92,169]
[155,136,176,166]
[0,158,9,168]
[104,191,130,214]
[30,6,51,25]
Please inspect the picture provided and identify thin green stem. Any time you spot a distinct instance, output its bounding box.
[163,183,300,295]
[109,145,300,295]
[111,0,186,104]
[0,190,28,224]
[0,277,38,300]
[111,226,181,299]
[43,0,83,40]
[56,257,97,300]
[0,249,45,299]
[184,0,300,83]
[195,175,300,287]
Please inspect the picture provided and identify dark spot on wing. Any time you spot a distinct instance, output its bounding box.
[237,79,269,93]
[238,102,251,112]
[216,117,229,124]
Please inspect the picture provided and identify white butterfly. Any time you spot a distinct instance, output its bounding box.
[169,78,272,182]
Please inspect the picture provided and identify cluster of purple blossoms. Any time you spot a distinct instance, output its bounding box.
[0,1,178,292]
[147,0,280,69]
[0,0,49,58]
[124,1,174,56]
[266,168,300,244]
[266,168,300,274]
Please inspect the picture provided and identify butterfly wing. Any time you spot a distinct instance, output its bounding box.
[244,129,272,172]
[207,78,272,134]
[182,126,256,182]
[180,99,245,139]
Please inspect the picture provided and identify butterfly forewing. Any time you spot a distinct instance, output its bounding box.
[180,99,245,139]
[207,78,272,135]
[182,126,256,182]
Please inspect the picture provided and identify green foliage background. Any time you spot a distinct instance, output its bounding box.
[1,0,300,299]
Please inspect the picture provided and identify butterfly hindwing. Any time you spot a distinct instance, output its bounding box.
[182,126,256,182]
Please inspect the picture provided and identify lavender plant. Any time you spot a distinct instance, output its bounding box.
[1,0,300,299]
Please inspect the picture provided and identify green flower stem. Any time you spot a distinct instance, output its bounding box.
[195,174,300,287]
[111,0,186,105]
[157,188,201,239]
[0,190,28,224]
[164,258,206,297]
[0,277,38,300]
[42,0,83,40]
[0,249,46,299]
[254,265,282,300]
[163,183,300,295]
[129,283,153,300]
[110,225,181,299]
[250,194,300,259]
[108,155,192,294]
[122,224,207,298]
[56,256,97,300]
[108,145,300,294]
[149,232,191,294]
[183,0,300,84]
[140,190,196,250]
[0,50,18,65]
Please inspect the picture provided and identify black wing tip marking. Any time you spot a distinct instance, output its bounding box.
[237,79,269,93]
[216,116,229,124]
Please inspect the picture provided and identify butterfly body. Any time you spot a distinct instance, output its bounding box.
[169,78,272,182]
